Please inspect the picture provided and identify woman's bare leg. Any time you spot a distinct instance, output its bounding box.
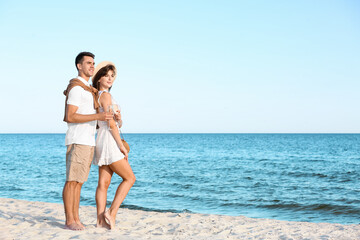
[105,159,136,229]
[95,165,113,228]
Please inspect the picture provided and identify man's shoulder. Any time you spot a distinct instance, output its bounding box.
[68,85,85,94]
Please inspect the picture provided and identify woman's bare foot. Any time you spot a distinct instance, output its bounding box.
[96,217,110,229]
[65,222,84,231]
[104,209,115,229]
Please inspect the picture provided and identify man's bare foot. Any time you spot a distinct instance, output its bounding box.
[104,210,115,230]
[76,221,86,230]
[64,223,84,231]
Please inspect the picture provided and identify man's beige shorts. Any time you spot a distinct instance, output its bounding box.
[66,144,94,183]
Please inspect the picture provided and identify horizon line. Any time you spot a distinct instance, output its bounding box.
[1,132,360,134]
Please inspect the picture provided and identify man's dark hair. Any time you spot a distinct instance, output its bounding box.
[75,52,95,70]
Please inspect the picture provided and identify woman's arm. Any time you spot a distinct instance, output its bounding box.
[100,92,128,160]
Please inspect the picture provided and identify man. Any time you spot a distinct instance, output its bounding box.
[62,52,113,230]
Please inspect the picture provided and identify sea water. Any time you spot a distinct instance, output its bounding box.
[0,134,359,224]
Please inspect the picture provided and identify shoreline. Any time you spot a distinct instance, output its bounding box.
[1,198,359,240]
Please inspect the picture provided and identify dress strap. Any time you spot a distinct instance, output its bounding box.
[98,90,109,108]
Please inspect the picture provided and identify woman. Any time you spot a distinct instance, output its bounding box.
[92,61,136,229]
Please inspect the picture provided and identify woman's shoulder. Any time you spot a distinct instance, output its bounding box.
[100,91,111,97]
[99,91,112,103]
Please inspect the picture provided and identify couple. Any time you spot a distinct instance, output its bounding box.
[62,52,136,230]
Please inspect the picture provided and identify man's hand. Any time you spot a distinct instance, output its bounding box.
[97,112,113,121]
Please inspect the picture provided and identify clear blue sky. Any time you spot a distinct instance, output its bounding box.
[0,0,359,133]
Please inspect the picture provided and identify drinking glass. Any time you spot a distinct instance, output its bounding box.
[112,104,122,127]
[107,105,114,130]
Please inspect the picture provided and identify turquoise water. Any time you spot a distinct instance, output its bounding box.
[0,134,359,224]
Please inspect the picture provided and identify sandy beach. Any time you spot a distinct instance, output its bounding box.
[0,198,358,240]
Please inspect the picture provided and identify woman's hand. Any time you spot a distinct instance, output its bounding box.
[120,146,128,161]
[114,110,121,121]
[114,110,123,128]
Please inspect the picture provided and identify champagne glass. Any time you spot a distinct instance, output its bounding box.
[112,104,122,127]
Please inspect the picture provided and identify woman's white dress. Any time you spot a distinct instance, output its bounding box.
[93,90,125,166]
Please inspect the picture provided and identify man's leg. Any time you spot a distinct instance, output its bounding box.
[71,145,94,229]
[74,182,85,228]
[63,181,83,230]
[64,144,84,231]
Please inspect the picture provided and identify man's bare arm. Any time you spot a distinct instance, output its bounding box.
[66,104,113,123]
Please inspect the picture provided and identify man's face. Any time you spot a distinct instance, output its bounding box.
[77,56,95,77]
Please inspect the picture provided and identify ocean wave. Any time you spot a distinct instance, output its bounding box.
[219,201,360,216]
[261,203,360,215]
[121,204,193,214]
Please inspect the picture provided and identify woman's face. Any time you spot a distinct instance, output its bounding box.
[98,70,115,90]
